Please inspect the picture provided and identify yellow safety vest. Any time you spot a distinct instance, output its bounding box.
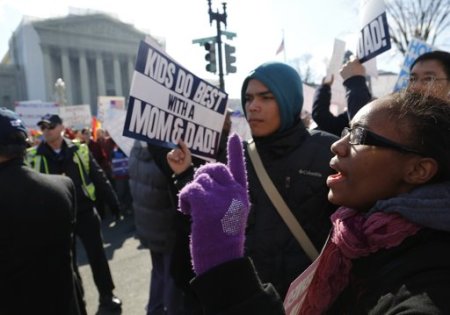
[26,142,96,201]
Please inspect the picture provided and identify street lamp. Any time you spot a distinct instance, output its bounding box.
[54,78,67,106]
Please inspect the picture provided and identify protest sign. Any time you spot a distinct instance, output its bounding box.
[357,0,391,63]
[97,96,126,122]
[326,39,346,80]
[302,84,316,114]
[59,104,92,129]
[103,108,134,157]
[324,39,347,109]
[283,253,321,315]
[283,232,333,314]
[392,38,433,92]
[123,38,228,161]
[15,101,93,130]
[15,101,58,129]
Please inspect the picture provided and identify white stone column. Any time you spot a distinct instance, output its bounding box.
[127,56,135,83]
[79,50,91,105]
[113,55,123,96]
[61,49,73,105]
[41,46,53,102]
[96,52,106,96]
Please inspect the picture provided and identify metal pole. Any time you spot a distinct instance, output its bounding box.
[207,0,227,90]
[216,20,225,90]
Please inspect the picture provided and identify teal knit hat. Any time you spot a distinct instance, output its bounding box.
[241,62,303,132]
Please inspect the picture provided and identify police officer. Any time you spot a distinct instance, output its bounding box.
[27,114,122,311]
[0,108,86,314]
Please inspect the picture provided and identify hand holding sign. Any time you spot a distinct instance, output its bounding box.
[340,58,366,81]
[166,139,193,175]
[322,74,334,86]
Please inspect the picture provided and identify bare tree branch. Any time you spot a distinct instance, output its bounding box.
[386,0,450,55]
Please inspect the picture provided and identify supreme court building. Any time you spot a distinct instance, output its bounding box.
[0,11,161,113]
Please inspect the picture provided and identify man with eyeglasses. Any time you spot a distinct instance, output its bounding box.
[408,50,450,100]
[26,113,123,311]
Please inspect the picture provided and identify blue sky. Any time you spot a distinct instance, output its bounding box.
[0,0,410,98]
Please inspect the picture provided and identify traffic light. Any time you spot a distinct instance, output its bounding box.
[224,44,236,74]
[204,42,217,73]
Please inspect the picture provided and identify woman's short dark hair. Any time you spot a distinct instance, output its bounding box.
[388,92,450,182]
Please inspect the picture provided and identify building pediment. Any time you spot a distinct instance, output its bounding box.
[33,13,146,42]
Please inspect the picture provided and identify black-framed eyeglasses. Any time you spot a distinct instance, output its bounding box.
[341,127,423,155]
[408,76,450,85]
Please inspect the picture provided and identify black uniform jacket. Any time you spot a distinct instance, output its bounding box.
[0,158,83,314]
[33,139,120,215]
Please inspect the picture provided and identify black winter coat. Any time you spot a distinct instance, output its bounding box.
[191,229,450,315]
[312,83,349,136]
[128,141,177,253]
[329,228,450,314]
[311,75,372,136]
[244,122,337,298]
[343,75,372,119]
[0,158,85,315]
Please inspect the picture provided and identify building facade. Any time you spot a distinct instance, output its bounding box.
[0,63,24,110]
[1,12,159,114]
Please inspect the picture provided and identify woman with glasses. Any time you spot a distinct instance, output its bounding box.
[176,91,450,314]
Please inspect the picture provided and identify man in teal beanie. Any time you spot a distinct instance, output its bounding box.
[238,61,338,298]
[166,61,338,299]
[241,61,303,132]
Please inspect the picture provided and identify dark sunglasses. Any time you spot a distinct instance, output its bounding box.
[341,126,423,155]
[40,124,57,131]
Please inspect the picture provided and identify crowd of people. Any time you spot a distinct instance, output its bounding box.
[0,49,449,315]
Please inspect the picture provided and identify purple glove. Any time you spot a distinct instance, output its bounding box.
[179,133,250,275]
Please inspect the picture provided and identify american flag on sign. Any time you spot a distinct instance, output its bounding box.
[110,99,125,109]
